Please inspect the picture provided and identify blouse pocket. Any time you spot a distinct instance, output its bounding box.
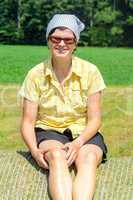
[39,84,53,104]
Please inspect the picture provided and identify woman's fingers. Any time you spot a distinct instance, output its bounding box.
[66,147,72,159]
[62,143,72,159]
[39,157,49,169]
[67,151,76,166]
[35,150,49,169]
[62,142,80,166]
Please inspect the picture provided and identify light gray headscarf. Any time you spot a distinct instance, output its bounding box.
[46,14,85,42]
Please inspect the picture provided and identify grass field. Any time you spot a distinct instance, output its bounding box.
[0,45,133,157]
[0,45,133,85]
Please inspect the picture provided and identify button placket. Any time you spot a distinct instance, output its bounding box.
[51,79,65,102]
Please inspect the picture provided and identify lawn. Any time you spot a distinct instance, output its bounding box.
[0,45,133,85]
[0,45,133,157]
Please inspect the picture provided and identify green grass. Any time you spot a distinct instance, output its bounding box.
[0,45,48,84]
[0,45,133,85]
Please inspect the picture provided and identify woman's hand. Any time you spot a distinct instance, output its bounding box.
[62,138,84,166]
[31,148,49,169]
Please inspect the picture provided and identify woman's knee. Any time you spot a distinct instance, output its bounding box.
[45,148,66,163]
[86,152,98,164]
[75,151,102,169]
[77,151,97,165]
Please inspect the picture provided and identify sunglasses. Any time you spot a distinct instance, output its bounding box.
[49,36,76,44]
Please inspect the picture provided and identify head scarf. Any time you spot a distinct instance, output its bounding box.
[46,14,85,41]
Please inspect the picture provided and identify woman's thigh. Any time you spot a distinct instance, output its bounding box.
[39,139,64,152]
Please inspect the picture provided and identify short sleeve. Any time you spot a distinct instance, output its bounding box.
[88,66,106,95]
[18,71,40,103]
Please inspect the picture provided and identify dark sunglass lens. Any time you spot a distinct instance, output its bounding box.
[50,37,61,43]
[64,38,75,44]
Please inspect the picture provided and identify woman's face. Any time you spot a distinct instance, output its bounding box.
[48,28,76,59]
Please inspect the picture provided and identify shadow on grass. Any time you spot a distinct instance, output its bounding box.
[17,150,45,172]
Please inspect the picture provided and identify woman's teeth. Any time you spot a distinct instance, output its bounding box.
[59,47,64,53]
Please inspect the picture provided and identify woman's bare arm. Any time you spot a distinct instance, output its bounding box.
[21,98,38,152]
[20,99,48,169]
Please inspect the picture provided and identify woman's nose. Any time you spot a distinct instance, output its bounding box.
[59,39,65,45]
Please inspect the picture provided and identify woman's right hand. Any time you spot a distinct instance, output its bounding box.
[31,148,49,169]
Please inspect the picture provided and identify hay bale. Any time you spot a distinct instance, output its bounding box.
[0,151,132,200]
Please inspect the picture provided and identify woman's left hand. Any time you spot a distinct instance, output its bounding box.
[62,139,83,166]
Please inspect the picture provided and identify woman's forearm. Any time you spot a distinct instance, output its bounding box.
[21,121,38,153]
[75,118,101,146]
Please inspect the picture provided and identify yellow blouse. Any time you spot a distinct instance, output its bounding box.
[19,56,106,137]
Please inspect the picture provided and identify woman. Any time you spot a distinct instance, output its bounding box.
[19,14,107,200]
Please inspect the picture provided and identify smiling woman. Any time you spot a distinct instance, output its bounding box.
[19,14,108,200]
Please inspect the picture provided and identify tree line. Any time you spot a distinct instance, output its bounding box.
[0,0,133,46]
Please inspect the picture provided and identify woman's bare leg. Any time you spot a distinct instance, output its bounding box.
[73,144,103,200]
[39,140,72,200]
